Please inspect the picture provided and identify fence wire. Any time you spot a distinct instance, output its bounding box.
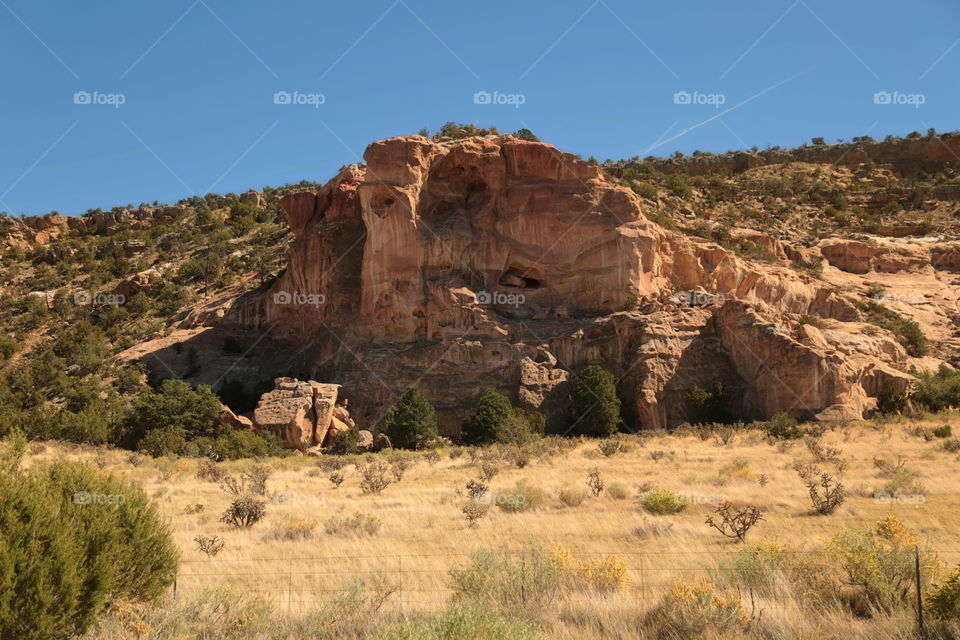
[172,548,960,617]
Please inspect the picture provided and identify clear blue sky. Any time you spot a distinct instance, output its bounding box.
[1,0,957,216]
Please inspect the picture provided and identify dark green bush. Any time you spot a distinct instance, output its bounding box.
[383,387,438,450]
[914,365,960,412]
[567,365,621,437]
[877,379,908,415]
[123,379,222,453]
[461,390,513,445]
[194,429,285,461]
[329,427,361,455]
[685,382,730,424]
[933,425,953,439]
[0,433,178,639]
[762,412,804,440]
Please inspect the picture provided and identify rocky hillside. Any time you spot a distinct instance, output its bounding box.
[2,131,960,442]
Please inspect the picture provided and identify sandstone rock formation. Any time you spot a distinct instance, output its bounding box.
[249,378,355,450]
[357,429,374,451]
[218,404,253,431]
[133,134,960,437]
[112,270,160,301]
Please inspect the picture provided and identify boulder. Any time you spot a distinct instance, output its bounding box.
[112,270,159,301]
[357,430,374,452]
[310,382,341,445]
[218,404,253,431]
[122,239,147,257]
[253,378,318,449]
[324,415,350,447]
[373,433,392,452]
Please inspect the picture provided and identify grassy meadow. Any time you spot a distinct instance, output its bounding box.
[23,414,960,639]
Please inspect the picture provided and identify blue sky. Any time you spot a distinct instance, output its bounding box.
[1,0,957,216]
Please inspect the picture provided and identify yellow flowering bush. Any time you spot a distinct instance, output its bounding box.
[644,578,747,639]
[548,544,628,593]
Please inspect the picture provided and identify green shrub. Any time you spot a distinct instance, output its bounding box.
[933,425,953,439]
[762,412,804,440]
[726,542,788,591]
[828,515,934,614]
[685,382,730,424]
[461,389,513,445]
[639,488,690,515]
[567,365,621,437]
[0,435,178,640]
[329,427,361,455]
[629,181,659,200]
[194,430,285,461]
[558,487,588,507]
[384,387,438,450]
[859,300,928,357]
[510,128,540,143]
[496,481,546,513]
[877,379,908,415]
[928,566,960,621]
[0,333,18,360]
[665,173,693,198]
[643,578,746,639]
[124,378,222,452]
[449,547,561,617]
[373,602,543,640]
[915,366,960,412]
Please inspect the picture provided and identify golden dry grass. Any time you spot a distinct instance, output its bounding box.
[33,414,960,638]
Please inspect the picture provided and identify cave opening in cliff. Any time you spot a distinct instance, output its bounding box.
[499,266,542,289]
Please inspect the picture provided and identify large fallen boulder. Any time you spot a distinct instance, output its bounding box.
[253,378,321,449]
[251,378,349,450]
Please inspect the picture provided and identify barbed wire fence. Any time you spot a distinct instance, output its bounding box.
[172,547,960,631]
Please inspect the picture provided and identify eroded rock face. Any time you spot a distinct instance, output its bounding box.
[202,135,957,434]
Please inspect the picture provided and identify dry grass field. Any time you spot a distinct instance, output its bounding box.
[28,414,960,639]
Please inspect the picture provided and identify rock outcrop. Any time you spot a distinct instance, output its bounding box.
[161,135,959,435]
[252,378,344,450]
